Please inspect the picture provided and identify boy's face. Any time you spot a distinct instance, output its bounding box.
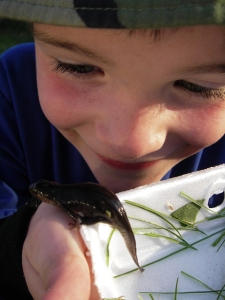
[34,24,225,192]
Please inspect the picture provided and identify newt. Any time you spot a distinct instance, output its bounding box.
[29,179,144,272]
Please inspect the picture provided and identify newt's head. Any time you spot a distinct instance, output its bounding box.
[29,179,59,204]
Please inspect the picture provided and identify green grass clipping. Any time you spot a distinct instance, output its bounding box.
[171,199,204,226]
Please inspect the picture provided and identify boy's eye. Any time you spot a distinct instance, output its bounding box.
[174,79,225,100]
[51,59,103,79]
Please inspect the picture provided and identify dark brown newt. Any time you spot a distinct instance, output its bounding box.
[29,179,144,272]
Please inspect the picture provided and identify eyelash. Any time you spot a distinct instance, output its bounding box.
[51,61,225,100]
[174,80,225,100]
[51,59,103,79]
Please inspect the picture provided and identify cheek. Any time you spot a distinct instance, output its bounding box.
[178,104,225,147]
[36,60,96,130]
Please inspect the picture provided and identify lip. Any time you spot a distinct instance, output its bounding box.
[97,154,159,171]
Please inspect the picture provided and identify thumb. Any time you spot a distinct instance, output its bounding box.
[42,254,91,300]
[22,203,99,300]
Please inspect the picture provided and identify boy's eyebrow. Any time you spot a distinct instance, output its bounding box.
[181,64,225,75]
[33,29,112,65]
[32,29,225,74]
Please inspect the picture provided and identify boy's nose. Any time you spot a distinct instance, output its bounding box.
[95,102,168,160]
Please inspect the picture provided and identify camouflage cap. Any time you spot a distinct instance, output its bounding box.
[0,0,225,29]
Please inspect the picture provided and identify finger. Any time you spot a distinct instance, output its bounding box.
[22,204,94,300]
[42,253,91,300]
[22,252,45,300]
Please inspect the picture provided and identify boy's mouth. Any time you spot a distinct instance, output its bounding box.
[97,154,159,171]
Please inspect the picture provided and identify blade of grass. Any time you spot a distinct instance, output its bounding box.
[140,272,225,298]
[180,192,225,216]
[194,207,225,225]
[106,228,115,266]
[140,290,224,296]
[126,201,195,248]
[216,239,225,252]
[212,231,225,247]
[216,283,225,300]
[126,200,196,227]
[133,229,196,248]
[174,277,179,300]
[181,271,224,297]
[125,200,183,237]
[130,216,205,235]
[114,227,225,278]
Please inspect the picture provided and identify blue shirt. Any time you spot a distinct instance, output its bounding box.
[0,43,225,218]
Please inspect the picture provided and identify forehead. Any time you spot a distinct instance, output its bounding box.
[124,26,225,46]
[34,24,225,44]
[33,24,225,64]
[118,27,180,41]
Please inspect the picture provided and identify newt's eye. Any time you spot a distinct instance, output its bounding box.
[38,179,49,186]
[52,59,103,79]
[174,79,225,100]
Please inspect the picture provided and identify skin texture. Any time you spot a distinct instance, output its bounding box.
[22,203,99,300]
[34,25,225,193]
[22,24,225,299]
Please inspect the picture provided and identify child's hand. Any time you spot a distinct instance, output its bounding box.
[22,203,100,300]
